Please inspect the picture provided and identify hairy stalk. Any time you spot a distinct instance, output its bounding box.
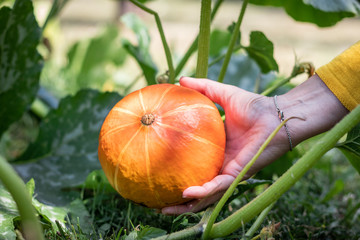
[202,118,294,240]
[129,0,175,83]
[175,0,223,77]
[0,156,44,240]
[217,0,248,83]
[196,0,212,78]
[209,105,360,238]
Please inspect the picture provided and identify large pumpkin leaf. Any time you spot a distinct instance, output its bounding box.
[0,179,67,240]
[13,89,122,205]
[250,0,360,27]
[0,0,43,138]
[0,183,18,240]
[121,13,158,85]
[208,53,277,93]
[244,31,278,73]
[26,179,67,230]
[336,123,360,175]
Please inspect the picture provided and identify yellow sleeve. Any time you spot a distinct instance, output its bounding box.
[316,41,360,111]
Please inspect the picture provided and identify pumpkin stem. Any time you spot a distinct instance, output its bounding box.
[141,113,155,126]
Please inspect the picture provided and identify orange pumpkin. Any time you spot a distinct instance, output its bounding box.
[98,84,225,208]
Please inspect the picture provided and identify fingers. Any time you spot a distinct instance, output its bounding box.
[182,174,235,199]
[161,191,225,215]
[161,174,235,215]
[179,77,238,106]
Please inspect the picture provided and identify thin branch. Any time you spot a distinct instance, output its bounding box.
[129,0,175,83]
[218,0,249,83]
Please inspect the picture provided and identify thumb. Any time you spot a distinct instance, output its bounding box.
[179,77,237,106]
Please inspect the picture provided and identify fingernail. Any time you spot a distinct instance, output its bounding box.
[182,193,189,198]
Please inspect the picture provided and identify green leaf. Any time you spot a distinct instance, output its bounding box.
[340,149,360,175]
[209,29,232,57]
[121,13,150,51]
[208,53,276,93]
[336,123,360,175]
[123,40,158,85]
[121,13,158,85]
[62,25,127,93]
[320,179,345,203]
[250,0,360,27]
[81,169,115,193]
[67,199,93,235]
[137,226,167,239]
[0,183,18,240]
[26,179,67,230]
[244,31,278,73]
[125,231,138,240]
[0,0,43,137]
[14,89,122,205]
[0,179,67,239]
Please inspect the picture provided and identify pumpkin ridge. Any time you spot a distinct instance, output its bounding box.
[144,127,164,206]
[151,85,176,112]
[113,107,140,117]
[157,122,224,150]
[101,122,138,139]
[113,125,143,192]
[161,104,216,118]
[139,89,146,113]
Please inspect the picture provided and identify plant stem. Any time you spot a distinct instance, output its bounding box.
[0,156,44,240]
[261,61,314,96]
[175,0,223,77]
[129,0,175,84]
[30,98,50,118]
[209,44,242,68]
[242,201,276,240]
[202,118,293,240]
[196,0,212,78]
[217,0,248,83]
[154,207,214,240]
[260,75,293,96]
[209,104,360,238]
[42,0,69,30]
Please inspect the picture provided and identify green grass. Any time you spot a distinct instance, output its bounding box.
[39,150,360,240]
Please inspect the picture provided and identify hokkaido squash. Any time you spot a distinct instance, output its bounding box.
[98,84,225,208]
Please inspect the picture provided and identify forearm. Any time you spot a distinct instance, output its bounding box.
[276,74,349,147]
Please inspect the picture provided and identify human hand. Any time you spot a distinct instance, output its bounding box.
[161,77,292,214]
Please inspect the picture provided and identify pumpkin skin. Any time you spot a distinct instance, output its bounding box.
[98,84,225,209]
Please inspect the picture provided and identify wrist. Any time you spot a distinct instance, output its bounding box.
[276,74,348,147]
